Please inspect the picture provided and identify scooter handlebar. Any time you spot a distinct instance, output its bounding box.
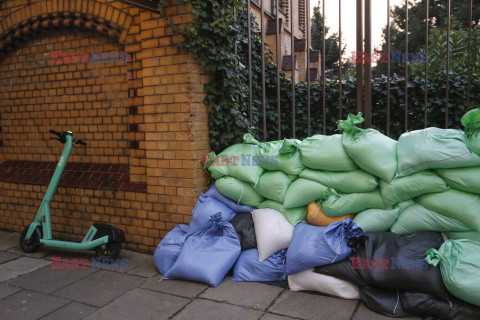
[75,139,87,146]
[49,129,62,137]
[49,130,86,146]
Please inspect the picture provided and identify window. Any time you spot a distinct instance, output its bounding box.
[299,0,306,31]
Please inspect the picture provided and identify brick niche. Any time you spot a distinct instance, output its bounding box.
[0,0,211,252]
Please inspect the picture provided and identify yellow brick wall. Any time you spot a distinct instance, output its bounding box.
[0,0,211,253]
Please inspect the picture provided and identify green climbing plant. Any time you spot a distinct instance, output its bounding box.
[174,1,480,153]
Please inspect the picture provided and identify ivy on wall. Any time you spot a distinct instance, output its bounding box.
[174,0,480,153]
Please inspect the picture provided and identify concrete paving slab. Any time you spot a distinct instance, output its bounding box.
[201,278,284,311]
[0,231,19,251]
[0,257,51,282]
[269,290,358,320]
[44,249,96,266]
[260,313,300,320]
[352,304,422,320]
[141,275,209,298]
[0,251,20,264]
[0,290,69,320]
[85,288,190,320]
[40,301,98,320]
[0,283,21,300]
[172,298,263,320]
[113,249,152,273]
[127,260,159,278]
[8,246,54,259]
[8,265,97,294]
[53,269,145,307]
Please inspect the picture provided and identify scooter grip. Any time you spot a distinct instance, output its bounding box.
[49,129,61,136]
[76,139,87,146]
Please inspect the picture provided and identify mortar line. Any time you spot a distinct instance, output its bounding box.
[36,300,82,320]
[139,285,197,301]
[265,288,286,311]
[167,295,195,320]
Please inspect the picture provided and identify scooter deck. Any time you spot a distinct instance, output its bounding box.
[40,236,109,250]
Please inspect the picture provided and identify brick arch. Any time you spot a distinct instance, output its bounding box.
[0,0,134,60]
[0,0,212,252]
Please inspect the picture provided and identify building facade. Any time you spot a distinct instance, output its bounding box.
[251,0,320,82]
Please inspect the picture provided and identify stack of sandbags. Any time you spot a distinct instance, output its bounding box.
[254,138,310,225]
[298,114,401,232]
[152,109,480,319]
[206,133,265,207]
[298,132,386,223]
[248,208,364,299]
[392,120,480,239]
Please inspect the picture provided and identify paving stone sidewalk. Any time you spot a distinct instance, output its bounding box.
[0,230,421,320]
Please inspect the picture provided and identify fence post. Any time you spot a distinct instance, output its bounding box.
[356,0,363,115]
[363,0,372,127]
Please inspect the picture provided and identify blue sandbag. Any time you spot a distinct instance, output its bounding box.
[231,248,286,282]
[204,183,256,212]
[286,218,363,276]
[153,224,189,275]
[188,194,236,235]
[165,213,241,287]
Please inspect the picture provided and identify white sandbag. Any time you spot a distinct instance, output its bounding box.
[288,269,360,300]
[252,208,294,262]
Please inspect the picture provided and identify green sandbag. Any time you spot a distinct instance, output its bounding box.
[300,169,378,193]
[461,108,480,155]
[446,231,480,242]
[354,207,400,232]
[339,113,398,182]
[390,203,473,235]
[395,199,416,212]
[258,139,305,175]
[206,134,265,185]
[426,239,480,307]
[299,134,357,171]
[397,128,480,177]
[258,199,307,226]
[253,171,293,203]
[416,189,480,231]
[283,178,333,209]
[215,176,264,207]
[379,171,449,206]
[435,166,480,194]
[321,189,387,217]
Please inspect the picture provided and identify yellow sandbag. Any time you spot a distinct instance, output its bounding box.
[307,202,355,227]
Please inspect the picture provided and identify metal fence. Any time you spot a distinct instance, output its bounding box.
[242,0,477,140]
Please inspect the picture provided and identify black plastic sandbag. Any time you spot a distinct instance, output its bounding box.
[314,232,447,300]
[229,212,257,250]
[360,286,480,320]
[401,291,480,320]
[360,286,411,318]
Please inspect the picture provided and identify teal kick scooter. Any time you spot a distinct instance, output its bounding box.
[19,130,125,259]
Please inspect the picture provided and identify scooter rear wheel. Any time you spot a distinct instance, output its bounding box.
[95,242,122,260]
[19,227,41,253]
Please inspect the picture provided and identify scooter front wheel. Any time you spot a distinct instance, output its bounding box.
[95,242,122,260]
[19,227,41,253]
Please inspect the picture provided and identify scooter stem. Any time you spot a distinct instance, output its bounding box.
[28,133,73,240]
[42,133,73,204]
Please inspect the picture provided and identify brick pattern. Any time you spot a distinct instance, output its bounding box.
[0,160,147,192]
[0,0,211,253]
[0,29,130,164]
